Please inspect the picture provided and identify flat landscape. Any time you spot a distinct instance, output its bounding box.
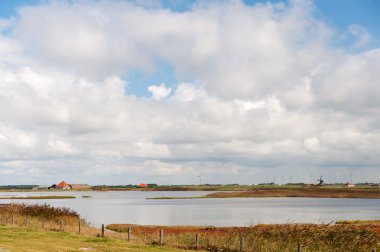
[145,186,380,199]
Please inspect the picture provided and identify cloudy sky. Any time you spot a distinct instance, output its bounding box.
[0,0,379,185]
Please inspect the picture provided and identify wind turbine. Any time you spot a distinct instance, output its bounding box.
[197,173,202,185]
[336,172,339,184]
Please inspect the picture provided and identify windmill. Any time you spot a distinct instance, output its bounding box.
[317,176,324,186]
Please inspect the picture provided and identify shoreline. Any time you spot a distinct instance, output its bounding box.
[148,187,380,199]
[1,187,380,199]
[0,195,76,199]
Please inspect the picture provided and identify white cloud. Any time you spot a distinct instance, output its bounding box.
[303,137,320,153]
[349,24,371,48]
[172,83,205,102]
[48,139,78,156]
[0,0,378,184]
[148,83,172,100]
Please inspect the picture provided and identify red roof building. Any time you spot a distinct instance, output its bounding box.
[56,181,72,190]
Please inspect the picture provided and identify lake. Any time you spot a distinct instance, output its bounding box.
[1,191,380,227]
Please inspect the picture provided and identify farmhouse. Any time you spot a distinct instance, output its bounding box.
[48,181,91,190]
[56,181,71,190]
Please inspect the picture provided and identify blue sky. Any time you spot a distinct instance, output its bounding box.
[1,0,379,97]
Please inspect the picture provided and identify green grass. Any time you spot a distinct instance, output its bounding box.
[0,225,192,252]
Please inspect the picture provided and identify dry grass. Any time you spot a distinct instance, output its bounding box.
[0,203,88,234]
[106,223,380,251]
[205,187,380,199]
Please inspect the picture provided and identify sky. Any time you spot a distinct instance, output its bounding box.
[0,0,379,185]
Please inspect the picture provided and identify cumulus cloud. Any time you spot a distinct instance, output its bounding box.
[148,83,172,100]
[0,0,379,184]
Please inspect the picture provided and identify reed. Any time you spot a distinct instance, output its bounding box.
[0,203,88,233]
[106,223,380,251]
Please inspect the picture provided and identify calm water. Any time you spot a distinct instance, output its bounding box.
[1,191,380,227]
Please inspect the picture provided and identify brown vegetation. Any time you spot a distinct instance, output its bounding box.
[205,187,380,199]
[0,203,91,234]
[106,223,380,251]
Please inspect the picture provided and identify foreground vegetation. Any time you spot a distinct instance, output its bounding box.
[1,203,379,251]
[0,225,189,252]
[107,223,380,251]
[0,203,190,251]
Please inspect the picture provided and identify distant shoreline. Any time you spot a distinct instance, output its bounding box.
[0,196,76,199]
[147,187,380,199]
[1,185,380,200]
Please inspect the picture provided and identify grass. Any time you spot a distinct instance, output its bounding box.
[0,203,84,233]
[0,225,190,252]
[0,203,193,251]
[148,187,380,199]
[0,196,76,199]
[106,223,380,251]
[0,203,79,220]
[1,203,379,251]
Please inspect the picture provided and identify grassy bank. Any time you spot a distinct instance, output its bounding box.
[148,187,380,199]
[0,196,76,199]
[205,187,380,198]
[107,223,380,251]
[0,203,190,251]
[0,225,190,252]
